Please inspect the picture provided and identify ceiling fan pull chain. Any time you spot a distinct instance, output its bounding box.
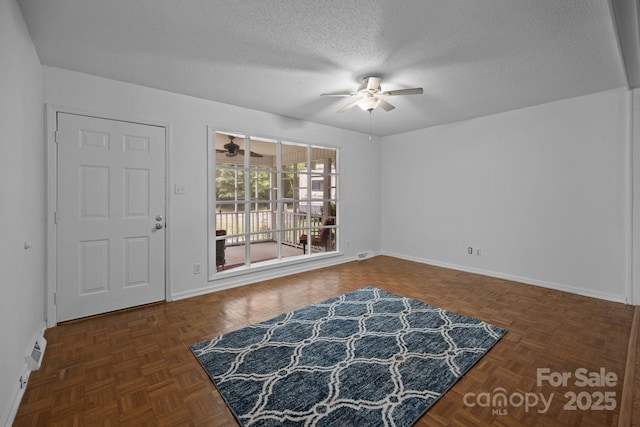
[369,110,372,140]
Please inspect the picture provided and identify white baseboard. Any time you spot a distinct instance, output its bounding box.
[2,321,47,427]
[382,251,627,304]
[2,376,24,427]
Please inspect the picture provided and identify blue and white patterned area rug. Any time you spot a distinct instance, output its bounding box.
[190,286,506,426]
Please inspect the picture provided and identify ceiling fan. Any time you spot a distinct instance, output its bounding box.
[321,76,423,113]
[216,135,263,158]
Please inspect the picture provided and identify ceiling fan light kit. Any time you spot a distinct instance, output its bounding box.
[357,95,381,111]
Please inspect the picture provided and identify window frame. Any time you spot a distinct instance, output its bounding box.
[207,127,339,280]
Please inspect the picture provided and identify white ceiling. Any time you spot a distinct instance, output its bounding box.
[17,0,632,136]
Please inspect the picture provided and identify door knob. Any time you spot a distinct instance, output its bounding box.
[156,215,164,221]
[155,223,163,230]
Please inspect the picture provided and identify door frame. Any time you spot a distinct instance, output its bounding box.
[45,105,172,327]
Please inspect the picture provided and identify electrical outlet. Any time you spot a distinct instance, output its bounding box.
[468,247,473,255]
[19,373,28,389]
[193,263,201,274]
[174,184,186,195]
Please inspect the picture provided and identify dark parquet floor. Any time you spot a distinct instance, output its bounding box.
[14,256,637,426]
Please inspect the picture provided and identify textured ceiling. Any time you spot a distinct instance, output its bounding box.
[18,0,629,136]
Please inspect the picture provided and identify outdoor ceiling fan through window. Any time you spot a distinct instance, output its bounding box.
[216,135,263,158]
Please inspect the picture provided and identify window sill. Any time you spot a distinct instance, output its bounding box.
[208,251,344,282]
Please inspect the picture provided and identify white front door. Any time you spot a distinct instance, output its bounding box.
[56,113,166,322]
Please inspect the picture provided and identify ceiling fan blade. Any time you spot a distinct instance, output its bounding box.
[366,76,381,92]
[382,88,423,96]
[321,92,357,97]
[337,98,363,113]
[235,149,264,158]
[379,99,395,111]
[216,149,226,153]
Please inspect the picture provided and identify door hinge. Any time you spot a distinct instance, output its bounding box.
[53,292,56,305]
[54,131,60,144]
[53,211,58,224]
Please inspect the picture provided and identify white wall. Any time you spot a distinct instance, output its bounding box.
[381,89,631,302]
[43,66,381,301]
[633,89,640,305]
[0,0,45,424]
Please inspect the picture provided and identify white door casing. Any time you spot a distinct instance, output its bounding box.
[55,113,166,322]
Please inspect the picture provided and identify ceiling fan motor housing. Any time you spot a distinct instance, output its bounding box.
[224,140,239,156]
[359,76,381,94]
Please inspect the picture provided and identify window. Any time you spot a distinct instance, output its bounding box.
[208,129,338,277]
